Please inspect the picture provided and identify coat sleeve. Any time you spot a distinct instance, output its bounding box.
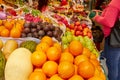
[94,6,119,28]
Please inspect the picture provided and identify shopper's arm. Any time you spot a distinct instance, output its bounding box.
[93,6,119,28]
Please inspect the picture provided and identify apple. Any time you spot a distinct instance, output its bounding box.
[67,35,73,42]
[78,36,86,46]
[62,36,68,44]
[69,23,75,29]
[77,25,83,31]
[87,32,92,38]
[73,36,80,41]
[75,21,80,26]
[81,23,87,28]
[65,31,72,36]
[75,30,83,36]
[70,30,75,35]
[74,26,78,31]
[61,0,67,6]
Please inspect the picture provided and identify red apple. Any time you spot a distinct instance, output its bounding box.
[77,25,83,31]
[75,30,83,36]
[75,21,80,26]
[81,23,87,28]
[61,0,67,6]
[87,32,92,38]
[69,23,75,29]
[74,26,78,31]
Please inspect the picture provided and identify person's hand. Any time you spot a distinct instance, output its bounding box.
[91,10,102,20]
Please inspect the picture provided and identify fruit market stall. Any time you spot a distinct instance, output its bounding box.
[0,0,107,80]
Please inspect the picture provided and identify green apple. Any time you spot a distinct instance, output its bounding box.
[62,43,69,49]
[73,36,80,41]
[92,49,99,57]
[78,36,85,46]
[65,31,72,36]
[67,35,73,43]
[62,36,68,44]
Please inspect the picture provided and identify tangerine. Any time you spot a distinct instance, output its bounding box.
[0,20,3,25]
[41,36,53,46]
[4,20,13,30]
[36,42,49,52]
[0,26,5,33]
[88,76,103,80]
[58,61,75,79]
[74,55,89,66]
[46,46,61,61]
[31,51,47,67]
[100,72,106,80]
[59,52,74,63]
[82,47,91,58]
[42,61,58,77]
[50,74,63,80]
[69,40,83,56]
[53,42,62,53]
[78,61,95,78]
[0,28,9,37]
[68,75,84,80]
[90,59,100,67]
[29,71,46,80]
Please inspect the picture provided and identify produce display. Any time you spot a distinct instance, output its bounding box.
[0,0,106,80]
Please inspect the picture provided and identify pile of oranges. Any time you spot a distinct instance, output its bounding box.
[0,19,24,38]
[29,36,106,80]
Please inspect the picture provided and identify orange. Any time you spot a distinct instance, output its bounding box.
[78,61,95,79]
[29,71,46,80]
[0,28,9,37]
[53,42,62,53]
[100,72,106,80]
[34,68,43,72]
[88,76,103,80]
[10,27,21,38]
[90,59,100,67]
[46,46,61,61]
[0,20,3,25]
[74,55,89,66]
[74,65,78,74]
[4,20,13,30]
[0,26,5,33]
[42,61,58,77]
[94,67,101,76]
[41,36,54,46]
[36,42,49,52]
[82,47,91,58]
[50,74,63,80]
[90,53,97,60]
[58,61,75,79]
[59,52,74,63]
[31,51,47,67]
[69,40,83,56]
[68,75,84,80]
[63,47,69,52]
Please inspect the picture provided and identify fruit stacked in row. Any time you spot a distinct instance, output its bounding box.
[62,31,99,57]
[22,21,63,41]
[67,21,92,38]
[0,19,24,38]
[29,36,106,80]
